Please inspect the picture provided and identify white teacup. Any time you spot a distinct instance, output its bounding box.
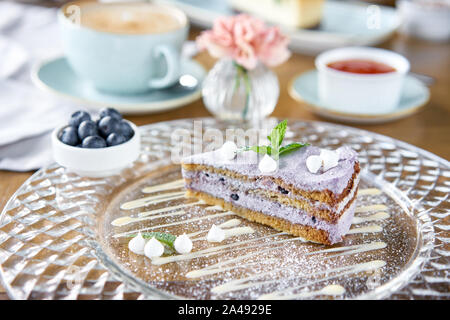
[58,1,189,94]
[315,47,410,115]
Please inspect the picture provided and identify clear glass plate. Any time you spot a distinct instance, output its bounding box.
[0,118,448,300]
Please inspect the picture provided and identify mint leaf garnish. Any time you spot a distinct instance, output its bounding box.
[243,145,272,155]
[127,232,176,249]
[243,120,308,159]
[279,143,309,156]
[269,120,287,159]
[272,119,287,148]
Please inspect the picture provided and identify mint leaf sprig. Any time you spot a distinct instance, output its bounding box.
[243,120,309,159]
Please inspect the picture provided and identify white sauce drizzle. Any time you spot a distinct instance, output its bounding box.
[213,260,386,296]
[355,204,388,213]
[113,211,234,238]
[112,210,187,227]
[357,188,382,196]
[142,179,184,194]
[186,219,242,238]
[112,202,200,226]
[352,212,390,224]
[187,241,386,279]
[120,191,186,210]
[186,260,277,279]
[185,246,284,278]
[347,224,383,234]
[150,232,286,265]
[259,284,346,300]
[139,202,200,218]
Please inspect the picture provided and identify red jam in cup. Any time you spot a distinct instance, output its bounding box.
[326,59,396,74]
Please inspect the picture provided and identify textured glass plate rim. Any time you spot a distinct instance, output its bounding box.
[0,118,447,300]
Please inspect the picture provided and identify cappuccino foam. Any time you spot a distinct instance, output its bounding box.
[76,2,183,34]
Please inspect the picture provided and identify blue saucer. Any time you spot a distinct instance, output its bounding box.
[32,56,206,114]
[289,70,430,124]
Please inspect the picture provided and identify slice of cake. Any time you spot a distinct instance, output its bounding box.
[181,128,360,245]
[229,0,325,29]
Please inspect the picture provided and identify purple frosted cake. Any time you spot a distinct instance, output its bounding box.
[181,144,360,245]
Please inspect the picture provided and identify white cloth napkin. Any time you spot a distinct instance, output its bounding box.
[0,36,28,79]
[0,80,72,146]
[0,133,53,172]
[0,1,23,32]
[0,1,80,171]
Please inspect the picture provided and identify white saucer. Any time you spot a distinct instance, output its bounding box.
[289,70,430,124]
[32,56,206,115]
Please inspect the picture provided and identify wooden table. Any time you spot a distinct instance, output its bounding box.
[0,27,449,299]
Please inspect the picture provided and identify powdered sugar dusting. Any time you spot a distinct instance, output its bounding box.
[103,167,418,300]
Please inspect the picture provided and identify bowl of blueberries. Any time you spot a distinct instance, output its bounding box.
[52,107,140,177]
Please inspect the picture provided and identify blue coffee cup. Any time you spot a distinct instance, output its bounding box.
[58,1,189,94]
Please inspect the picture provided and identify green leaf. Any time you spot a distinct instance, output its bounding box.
[279,143,310,156]
[243,145,272,155]
[126,232,176,249]
[242,120,308,160]
[269,120,287,158]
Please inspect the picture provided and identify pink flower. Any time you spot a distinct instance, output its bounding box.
[197,14,290,70]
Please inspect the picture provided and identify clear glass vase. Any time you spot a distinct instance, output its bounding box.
[202,58,279,124]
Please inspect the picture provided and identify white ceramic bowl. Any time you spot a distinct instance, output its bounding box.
[52,121,141,178]
[315,47,410,115]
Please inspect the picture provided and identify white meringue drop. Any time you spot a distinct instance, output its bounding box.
[320,149,339,171]
[128,232,145,255]
[207,224,226,243]
[144,237,164,258]
[174,233,193,254]
[258,154,278,173]
[219,141,238,160]
[306,155,322,174]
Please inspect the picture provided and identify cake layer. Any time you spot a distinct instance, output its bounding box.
[186,190,356,245]
[183,172,358,244]
[182,168,360,223]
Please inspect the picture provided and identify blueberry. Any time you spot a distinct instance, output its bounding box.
[106,133,127,146]
[278,186,289,195]
[69,111,91,128]
[59,126,79,146]
[82,136,107,148]
[311,216,316,223]
[230,193,239,201]
[78,120,98,140]
[99,107,122,120]
[118,120,134,139]
[98,116,121,138]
